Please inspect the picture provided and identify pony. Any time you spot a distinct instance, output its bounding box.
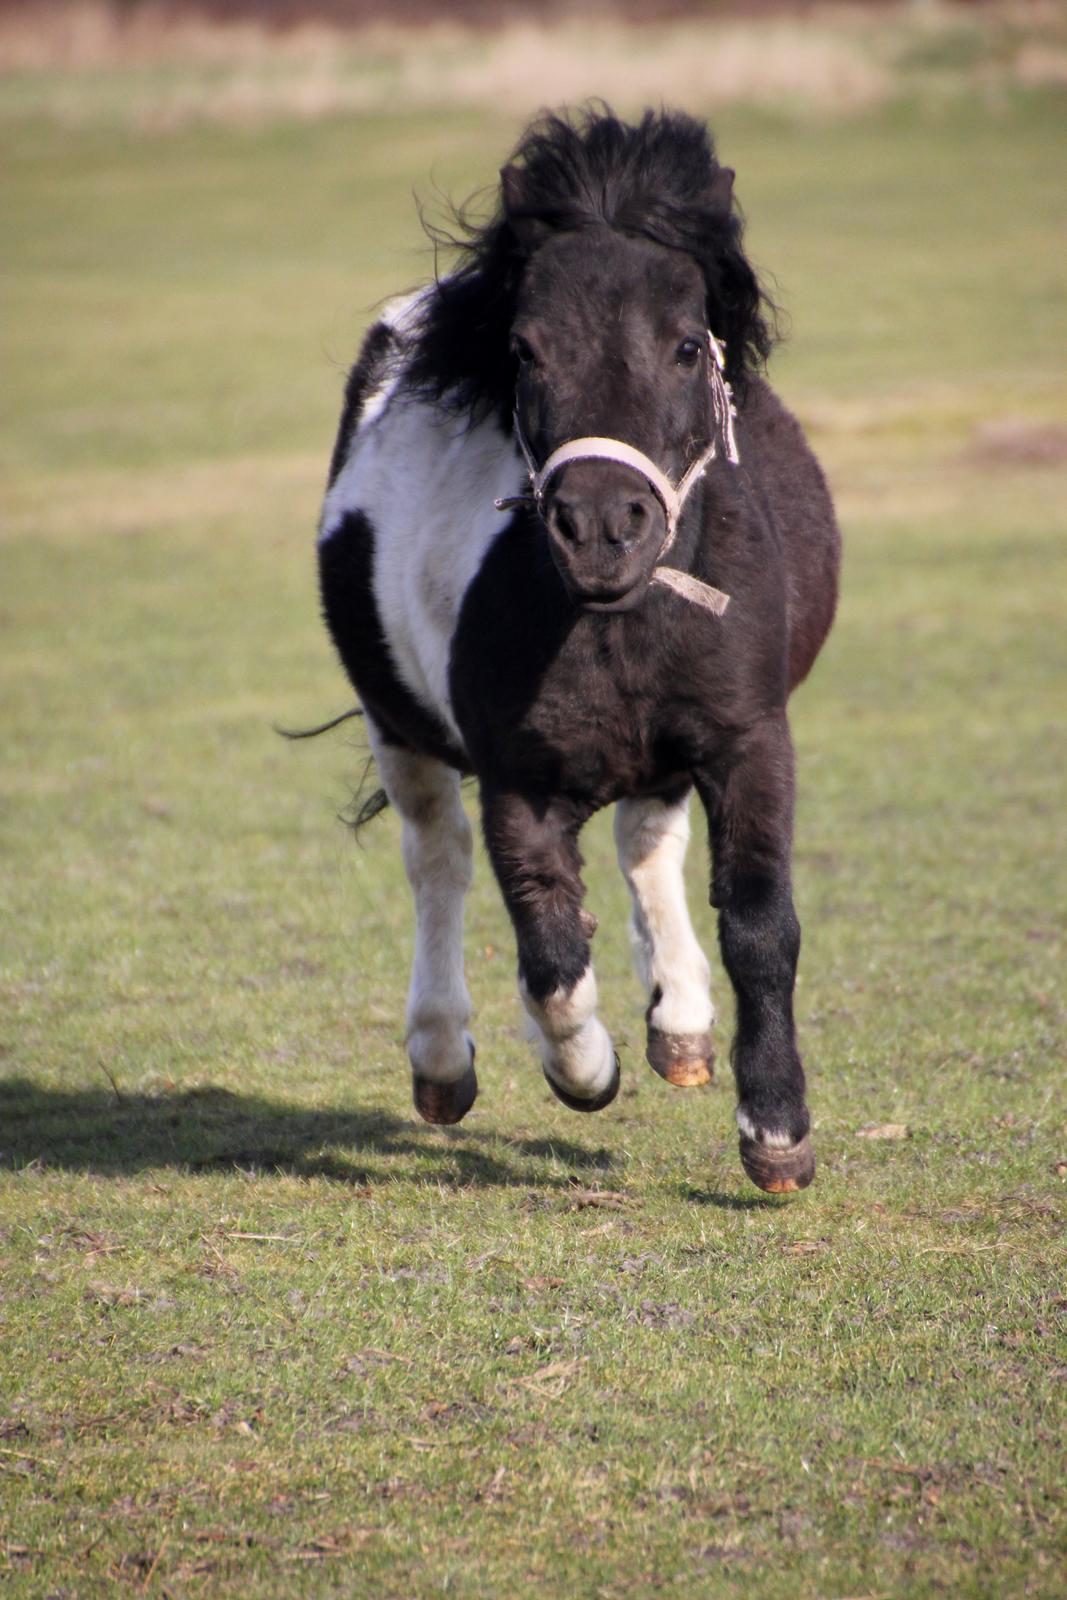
[314,107,840,1193]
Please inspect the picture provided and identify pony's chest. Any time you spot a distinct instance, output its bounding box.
[523,674,675,797]
[452,585,710,798]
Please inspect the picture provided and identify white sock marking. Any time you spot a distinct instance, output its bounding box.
[368,725,473,1085]
[614,794,713,1038]
[736,1109,797,1148]
[521,967,616,1100]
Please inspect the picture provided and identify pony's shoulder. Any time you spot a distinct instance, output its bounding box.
[325,286,439,489]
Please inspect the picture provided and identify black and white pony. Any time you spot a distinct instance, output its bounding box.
[315,108,840,1193]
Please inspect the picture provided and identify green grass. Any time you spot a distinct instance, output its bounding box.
[1,74,1066,1599]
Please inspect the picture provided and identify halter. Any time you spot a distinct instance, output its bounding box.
[494,330,740,616]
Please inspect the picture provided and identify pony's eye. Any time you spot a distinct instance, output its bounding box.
[512,335,536,365]
[676,337,703,369]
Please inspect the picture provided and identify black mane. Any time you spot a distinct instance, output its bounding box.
[407,105,777,420]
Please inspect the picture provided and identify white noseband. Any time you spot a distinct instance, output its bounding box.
[494,331,739,616]
[525,433,718,550]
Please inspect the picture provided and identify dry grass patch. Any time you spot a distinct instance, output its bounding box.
[4,2,1067,130]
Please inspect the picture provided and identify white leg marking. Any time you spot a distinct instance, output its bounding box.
[520,967,616,1100]
[736,1109,796,1148]
[614,794,713,1037]
[368,724,473,1085]
[736,1109,758,1142]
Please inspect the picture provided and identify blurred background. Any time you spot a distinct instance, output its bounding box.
[5,0,1067,124]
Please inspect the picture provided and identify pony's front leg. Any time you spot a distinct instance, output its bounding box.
[614,791,715,1088]
[482,790,619,1112]
[368,723,477,1126]
[696,715,815,1193]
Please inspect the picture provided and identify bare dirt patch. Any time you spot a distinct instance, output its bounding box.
[969,418,1067,468]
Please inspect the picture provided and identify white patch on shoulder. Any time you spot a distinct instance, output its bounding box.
[319,302,525,748]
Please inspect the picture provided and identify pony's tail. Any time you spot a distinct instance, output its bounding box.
[274,707,363,740]
[345,783,390,836]
[275,707,391,837]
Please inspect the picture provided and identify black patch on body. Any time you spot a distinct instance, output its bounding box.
[319,509,466,768]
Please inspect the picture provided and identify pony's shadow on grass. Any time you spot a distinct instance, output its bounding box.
[0,1078,616,1191]
[681,1185,781,1211]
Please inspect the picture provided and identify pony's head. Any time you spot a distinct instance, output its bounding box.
[411,106,776,608]
[508,221,720,606]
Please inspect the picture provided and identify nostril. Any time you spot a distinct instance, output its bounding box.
[550,500,581,547]
[604,498,653,549]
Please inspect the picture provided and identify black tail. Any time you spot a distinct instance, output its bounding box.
[342,756,390,840]
[275,707,363,740]
[347,785,390,835]
[276,707,391,836]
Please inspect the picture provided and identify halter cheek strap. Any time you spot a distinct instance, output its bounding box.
[494,330,739,616]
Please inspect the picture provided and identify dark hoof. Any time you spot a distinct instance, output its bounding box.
[544,1054,621,1113]
[412,1060,478,1126]
[739,1133,815,1194]
[646,1027,714,1088]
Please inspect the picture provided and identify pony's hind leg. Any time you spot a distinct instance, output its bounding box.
[614,792,715,1088]
[367,722,476,1125]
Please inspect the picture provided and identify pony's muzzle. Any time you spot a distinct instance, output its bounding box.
[543,461,666,606]
[548,488,658,553]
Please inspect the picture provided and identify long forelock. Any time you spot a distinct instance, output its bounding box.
[405,106,777,420]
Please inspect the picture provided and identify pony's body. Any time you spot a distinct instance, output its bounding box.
[316,110,841,1192]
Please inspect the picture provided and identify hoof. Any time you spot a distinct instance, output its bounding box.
[544,1054,621,1114]
[739,1133,815,1194]
[646,1028,714,1088]
[412,1058,478,1126]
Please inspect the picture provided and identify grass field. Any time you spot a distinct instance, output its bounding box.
[1,25,1066,1598]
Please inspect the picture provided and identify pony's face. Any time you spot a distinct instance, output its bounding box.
[512,227,713,609]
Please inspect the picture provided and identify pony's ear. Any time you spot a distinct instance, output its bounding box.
[706,165,735,213]
[500,163,550,250]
